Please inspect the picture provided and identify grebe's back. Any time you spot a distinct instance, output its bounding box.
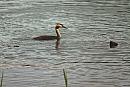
[33,35,57,40]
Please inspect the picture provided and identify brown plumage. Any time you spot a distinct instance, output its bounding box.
[33,35,57,40]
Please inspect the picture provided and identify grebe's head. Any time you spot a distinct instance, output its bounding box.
[55,23,67,29]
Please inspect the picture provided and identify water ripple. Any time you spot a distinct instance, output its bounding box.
[0,0,130,87]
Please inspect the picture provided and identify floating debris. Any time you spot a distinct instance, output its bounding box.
[13,45,19,47]
[110,40,118,48]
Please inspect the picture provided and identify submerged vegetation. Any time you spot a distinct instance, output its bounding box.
[63,69,68,87]
[0,71,4,87]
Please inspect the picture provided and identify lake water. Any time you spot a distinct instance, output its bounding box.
[0,0,130,87]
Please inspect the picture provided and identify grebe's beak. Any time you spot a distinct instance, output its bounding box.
[63,26,68,29]
[62,25,67,29]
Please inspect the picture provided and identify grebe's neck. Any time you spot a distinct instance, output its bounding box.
[55,28,61,38]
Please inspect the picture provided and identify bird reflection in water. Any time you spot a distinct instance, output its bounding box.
[55,38,61,49]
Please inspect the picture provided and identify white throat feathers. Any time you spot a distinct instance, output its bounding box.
[55,29,61,38]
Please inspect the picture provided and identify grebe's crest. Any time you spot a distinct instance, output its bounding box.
[55,23,63,29]
[55,23,67,29]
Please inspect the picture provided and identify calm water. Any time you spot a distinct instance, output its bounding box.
[0,0,130,87]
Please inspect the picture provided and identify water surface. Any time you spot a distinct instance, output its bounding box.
[0,0,130,87]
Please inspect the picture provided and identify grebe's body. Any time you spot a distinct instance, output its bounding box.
[33,35,57,40]
[33,23,66,40]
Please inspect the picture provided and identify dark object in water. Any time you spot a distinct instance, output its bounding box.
[110,40,118,48]
[13,45,19,47]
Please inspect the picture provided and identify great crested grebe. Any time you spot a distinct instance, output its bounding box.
[33,23,67,40]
